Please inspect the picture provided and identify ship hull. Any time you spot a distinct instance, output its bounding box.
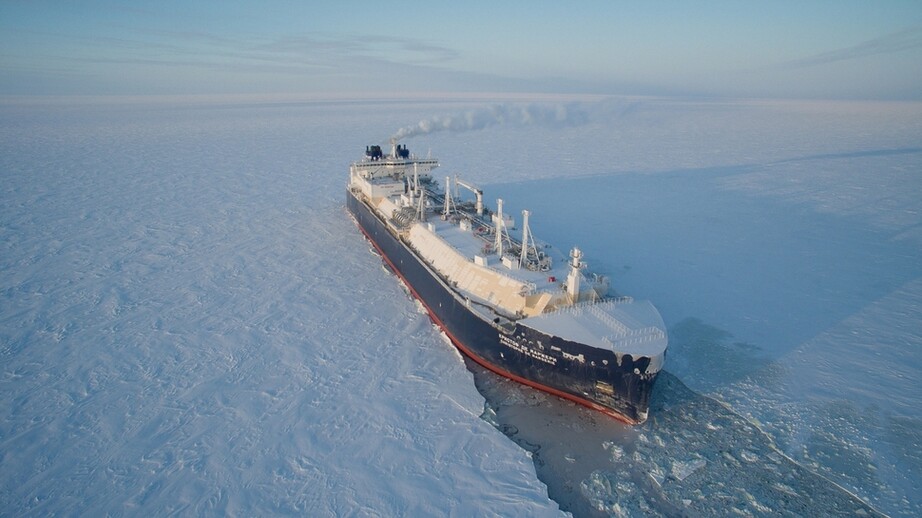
[347,189,658,424]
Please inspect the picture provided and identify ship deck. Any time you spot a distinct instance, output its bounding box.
[355,169,668,360]
[412,192,667,359]
[423,214,569,292]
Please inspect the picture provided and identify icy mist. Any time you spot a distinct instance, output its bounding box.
[2,96,921,516]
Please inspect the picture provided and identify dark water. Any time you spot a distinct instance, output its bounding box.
[464,357,884,517]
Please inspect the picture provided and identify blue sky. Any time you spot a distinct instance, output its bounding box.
[1,1,920,99]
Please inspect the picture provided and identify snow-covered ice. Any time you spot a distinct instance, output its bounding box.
[0,99,563,515]
[2,95,921,516]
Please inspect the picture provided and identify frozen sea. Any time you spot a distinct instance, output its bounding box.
[2,95,920,516]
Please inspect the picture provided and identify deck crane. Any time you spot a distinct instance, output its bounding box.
[454,177,484,216]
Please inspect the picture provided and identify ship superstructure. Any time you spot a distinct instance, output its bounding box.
[347,143,667,423]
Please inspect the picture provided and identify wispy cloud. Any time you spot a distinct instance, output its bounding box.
[16,26,460,74]
[780,26,922,69]
[361,35,459,64]
[254,33,458,67]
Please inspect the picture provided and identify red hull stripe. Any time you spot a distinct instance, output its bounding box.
[354,218,638,426]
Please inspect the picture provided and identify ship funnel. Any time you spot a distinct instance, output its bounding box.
[387,142,411,159]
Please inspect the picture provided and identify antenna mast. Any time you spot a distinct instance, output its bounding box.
[417,187,427,222]
[442,176,456,217]
[567,247,583,302]
[494,199,504,257]
[519,210,531,268]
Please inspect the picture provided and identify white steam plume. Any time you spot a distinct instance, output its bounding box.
[388,102,593,144]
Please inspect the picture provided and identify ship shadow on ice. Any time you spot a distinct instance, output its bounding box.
[487,160,922,392]
[474,161,921,516]
[465,357,884,517]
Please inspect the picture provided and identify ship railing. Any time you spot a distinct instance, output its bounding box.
[556,297,632,314]
[603,331,665,347]
[587,304,629,335]
[552,298,657,335]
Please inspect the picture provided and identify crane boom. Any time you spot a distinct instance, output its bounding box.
[455,177,484,216]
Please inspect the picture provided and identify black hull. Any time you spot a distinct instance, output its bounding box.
[347,189,658,424]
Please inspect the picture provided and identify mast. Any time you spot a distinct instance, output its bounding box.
[417,186,427,222]
[495,198,504,258]
[520,210,530,268]
[567,247,583,303]
[443,176,454,217]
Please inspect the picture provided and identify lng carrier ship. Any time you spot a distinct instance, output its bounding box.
[347,142,667,424]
